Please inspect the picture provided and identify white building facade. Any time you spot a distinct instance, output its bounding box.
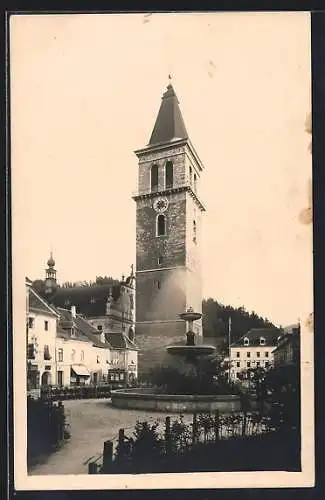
[228,328,281,381]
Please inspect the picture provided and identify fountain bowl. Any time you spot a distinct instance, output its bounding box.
[179,311,202,322]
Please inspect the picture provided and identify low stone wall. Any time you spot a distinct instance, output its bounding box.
[111,389,241,413]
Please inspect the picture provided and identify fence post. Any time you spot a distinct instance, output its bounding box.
[88,462,98,474]
[214,410,220,443]
[57,401,65,442]
[192,413,198,445]
[242,411,247,437]
[102,440,113,473]
[165,416,171,456]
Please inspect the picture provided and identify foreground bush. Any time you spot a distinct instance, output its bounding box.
[146,356,237,396]
[27,397,70,468]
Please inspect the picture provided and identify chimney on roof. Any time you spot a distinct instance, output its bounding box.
[71,305,76,318]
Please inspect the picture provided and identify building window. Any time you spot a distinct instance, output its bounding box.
[158,255,163,265]
[260,337,265,346]
[64,299,70,306]
[194,173,197,192]
[57,370,63,386]
[90,297,96,304]
[165,161,173,188]
[151,164,159,192]
[244,337,249,346]
[247,351,251,358]
[128,328,135,341]
[44,345,51,361]
[256,361,260,367]
[157,214,166,236]
[257,352,260,358]
[247,361,251,368]
[156,280,161,290]
[265,351,269,358]
[265,361,270,368]
[193,220,197,244]
[27,343,35,360]
[236,362,240,368]
[58,348,63,362]
[189,166,192,184]
[97,325,102,331]
[236,352,240,358]
[80,350,84,362]
[44,320,49,331]
[71,349,76,362]
[28,317,34,329]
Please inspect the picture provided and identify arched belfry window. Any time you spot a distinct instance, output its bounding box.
[165,161,173,189]
[151,164,158,192]
[157,214,166,236]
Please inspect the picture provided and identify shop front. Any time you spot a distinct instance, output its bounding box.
[71,365,90,386]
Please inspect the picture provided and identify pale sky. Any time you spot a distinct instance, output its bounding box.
[11,12,312,327]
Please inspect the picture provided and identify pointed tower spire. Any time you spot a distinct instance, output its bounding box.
[149,83,188,146]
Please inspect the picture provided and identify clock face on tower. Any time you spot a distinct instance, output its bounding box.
[153,197,169,213]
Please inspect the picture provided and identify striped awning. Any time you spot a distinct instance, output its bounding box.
[71,365,90,377]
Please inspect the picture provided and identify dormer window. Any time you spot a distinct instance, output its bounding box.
[260,337,265,346]
[97,325,103,331]
[243,337,249,346]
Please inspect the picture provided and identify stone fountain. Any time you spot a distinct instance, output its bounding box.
[166,307,216,360]
[110,307,241,413]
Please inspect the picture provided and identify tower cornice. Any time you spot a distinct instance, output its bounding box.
[134,138,204,172]
[132,185,206,212]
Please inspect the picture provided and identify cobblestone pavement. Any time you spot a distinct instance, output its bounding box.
[29,399,192,475]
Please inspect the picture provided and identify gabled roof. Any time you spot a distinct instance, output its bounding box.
[106,332,138,351]
[148,84,189,146]
[231,328,281,348]
[29,288,59,317]
[55,307,109,349]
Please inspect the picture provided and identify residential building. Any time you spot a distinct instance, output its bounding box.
[26,280,138,389]
[26,285,60,389]
[229,328,281,380]
[273,324,300,368]
[54,305,111,387]
[132,82,206,373]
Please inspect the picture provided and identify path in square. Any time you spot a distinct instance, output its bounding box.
[29,398,192,476]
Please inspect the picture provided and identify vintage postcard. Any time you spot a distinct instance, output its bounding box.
[10,11,314,490]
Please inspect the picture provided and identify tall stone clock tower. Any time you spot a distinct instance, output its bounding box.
[132,83,206,372]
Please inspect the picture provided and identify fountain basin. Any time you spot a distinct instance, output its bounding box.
[166,344,216,357]
[111,388,241,413]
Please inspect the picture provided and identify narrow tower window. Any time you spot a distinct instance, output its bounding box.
[194,173,197,192]
[151,164,159,192]
[165,161,173,189]
[193,220,197,244]
[157,214,166,236]
[189,166,192,185]
[158,255,163,265]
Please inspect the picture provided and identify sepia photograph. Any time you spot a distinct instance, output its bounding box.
[10,11,314,490]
